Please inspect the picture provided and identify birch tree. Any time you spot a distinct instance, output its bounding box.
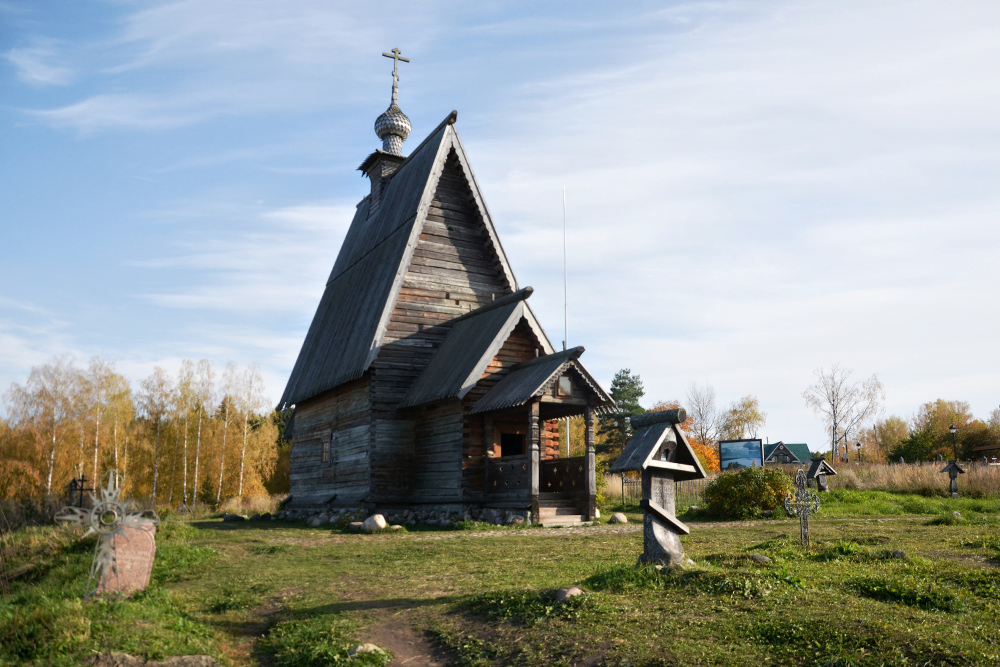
[236,364,268,498]
[719,395,767,440]
[192,360,214,512]
[216,363,240,505]
[176,360,195,507]
[84,358,129,484]
[803,364,884,461]
[4,356,79,496]
[139,367,173,506]
[686,382,720,449]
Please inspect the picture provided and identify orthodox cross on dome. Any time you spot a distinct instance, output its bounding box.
[382,47,410,104]
[784,469,821,547]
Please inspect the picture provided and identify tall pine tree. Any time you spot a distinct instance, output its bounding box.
[598,368,645,454]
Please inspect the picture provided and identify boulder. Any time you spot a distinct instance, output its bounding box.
[554,586,584,603]
[222,514,245,522]
[348,521,364,532]
[348,644,385,658]
[508,516,525,526]
[307,515,325,528]
[248,513,261,521]
[390,525,404,531]
[362,514,387,532]
[749,554,771,565]
[259,512,271,521]
[608,512,628,524]
[890,549,906,559]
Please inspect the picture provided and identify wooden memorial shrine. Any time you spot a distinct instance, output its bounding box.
[807,457,837,492]
[610,408,707,566]
[940,460,965,499]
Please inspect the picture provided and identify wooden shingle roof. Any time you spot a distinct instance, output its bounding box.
[610,409,707,481]
[281,112,520,407]
[469,347,613,415]
[399,287,553,409]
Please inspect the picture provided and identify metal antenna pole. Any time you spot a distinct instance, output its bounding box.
[563,186,569,457]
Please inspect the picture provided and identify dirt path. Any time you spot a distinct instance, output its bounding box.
[359,608,451,667]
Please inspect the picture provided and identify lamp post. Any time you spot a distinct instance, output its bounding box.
[949,424,958,461]
[855,441,862,464]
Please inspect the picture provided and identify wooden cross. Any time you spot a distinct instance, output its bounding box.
[784,469,820,547]
[382,48,410,103]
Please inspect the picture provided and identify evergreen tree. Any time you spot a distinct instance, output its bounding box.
[598,368,645,454]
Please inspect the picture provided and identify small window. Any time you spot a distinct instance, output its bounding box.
[500,432,525,457]
[557,375,573,397]
[321,435,331,464]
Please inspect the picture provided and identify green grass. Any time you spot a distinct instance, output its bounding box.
[3,496,1000,666]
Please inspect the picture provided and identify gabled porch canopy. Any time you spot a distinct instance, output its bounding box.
[399,286,553,410]
[470,346,613,418]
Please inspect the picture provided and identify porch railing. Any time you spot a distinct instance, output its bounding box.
[485,454,531,502]
[541,456,587,495]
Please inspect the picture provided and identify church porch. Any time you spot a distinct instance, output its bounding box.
[481,399,597,526]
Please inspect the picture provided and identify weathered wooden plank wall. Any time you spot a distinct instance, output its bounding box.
[290,377,371,504]
[370,148,511,503]
[460,321,541,499]
[412,400,464,502]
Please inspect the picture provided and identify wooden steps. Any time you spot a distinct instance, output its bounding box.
[537,493,587,527]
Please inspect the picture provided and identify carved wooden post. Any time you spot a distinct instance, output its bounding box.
[641,467,682,563]
[585,402,596,521]
[529,400,540,524]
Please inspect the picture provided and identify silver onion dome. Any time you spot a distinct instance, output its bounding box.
[374,103,411,156]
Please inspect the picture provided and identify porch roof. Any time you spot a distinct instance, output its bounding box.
[469,347,613,415]
[399,287,553,409]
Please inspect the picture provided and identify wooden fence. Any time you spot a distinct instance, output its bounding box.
[613,473,712,509]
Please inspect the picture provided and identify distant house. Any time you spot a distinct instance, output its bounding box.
[279,70,613,526]
[763,442,812,464]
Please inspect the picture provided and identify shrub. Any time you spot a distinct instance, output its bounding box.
[703,467,793,519]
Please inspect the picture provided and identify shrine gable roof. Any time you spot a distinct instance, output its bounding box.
[610,409,707,481]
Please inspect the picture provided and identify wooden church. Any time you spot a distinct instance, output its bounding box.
[280,51,613,525]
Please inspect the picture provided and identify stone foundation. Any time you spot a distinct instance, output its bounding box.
[274,505,531,527]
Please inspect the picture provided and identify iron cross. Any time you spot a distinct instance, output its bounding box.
[784,469,821,547]
[382,48,410,103]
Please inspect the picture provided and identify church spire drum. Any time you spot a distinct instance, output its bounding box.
[374,48,412,156]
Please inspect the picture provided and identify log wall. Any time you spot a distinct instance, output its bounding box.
[461,321,542,500]
[369,148,511,503]
[289,376,371,505]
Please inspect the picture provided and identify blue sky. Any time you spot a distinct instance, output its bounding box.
[3,1,1000,450]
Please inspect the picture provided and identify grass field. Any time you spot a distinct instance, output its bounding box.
[3,491,1000,666]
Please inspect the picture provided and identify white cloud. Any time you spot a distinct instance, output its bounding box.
[5,43,72,86]
[135,202,355,312]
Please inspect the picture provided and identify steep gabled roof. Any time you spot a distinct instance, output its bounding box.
[399,287,552,409]
[469,347,613,415]
[281,112,520,407]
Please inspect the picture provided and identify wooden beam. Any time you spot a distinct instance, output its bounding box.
[641,498,690,535]
[644,460,698,475]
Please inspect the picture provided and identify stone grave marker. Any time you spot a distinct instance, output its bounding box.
[56,469,159,598]
[784,469,820,548]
